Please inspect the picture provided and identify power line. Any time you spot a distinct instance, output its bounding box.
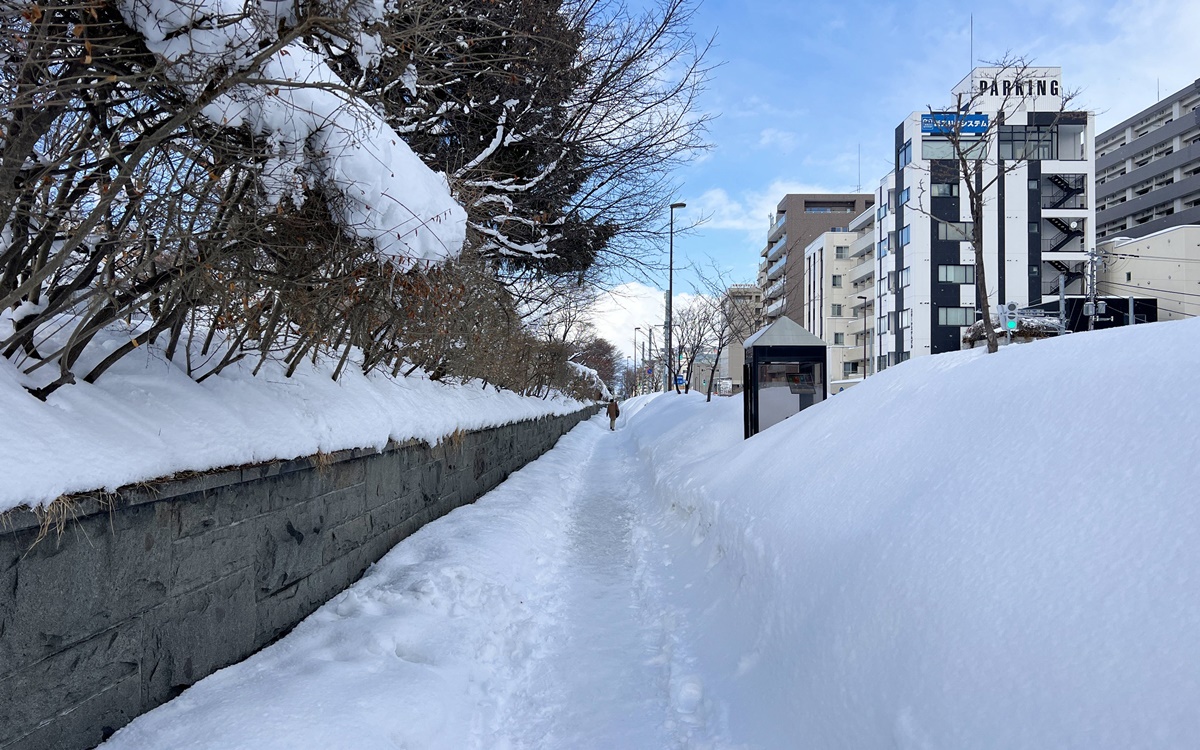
[1105,251,1200,264]
[1099,279,1200,300]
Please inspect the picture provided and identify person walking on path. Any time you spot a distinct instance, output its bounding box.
[606,399,620,431]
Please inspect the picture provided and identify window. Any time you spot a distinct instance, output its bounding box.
[899,225,911,247]
[900,267,911,287]
[898,187,910,205]
[831,304,843,316]
[843,361,859,377]
[1126,271,1132,282]
[877,203,889,220]
[832,275,843,288]
[938,307,974,326]
[937,222,973,242]
[898,139,913,168]
[931,182,959,197]
[877,236,889,257]
[938,264,975,284]
[1029,222,1040,234]
[998,124,1056,160]
[924,137,987,160]
[835,245,849,259]
[834,333,845,345]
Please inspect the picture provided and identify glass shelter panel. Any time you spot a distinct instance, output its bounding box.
[756,361,824,430]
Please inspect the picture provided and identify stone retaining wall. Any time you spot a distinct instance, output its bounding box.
[0,406,597,750]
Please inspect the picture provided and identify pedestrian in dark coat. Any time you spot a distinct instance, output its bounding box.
[606,398,620,430]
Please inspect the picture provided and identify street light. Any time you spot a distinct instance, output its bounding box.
[666,201,686,393]
[857,295,868,380]
[633,327,641,396]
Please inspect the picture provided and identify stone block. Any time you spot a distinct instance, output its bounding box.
[254,501,328,599]
[0,619,143,749]
[142,568,256,708]
[324,514,373,566]
[169,517,259,596]
[1,504,170,672]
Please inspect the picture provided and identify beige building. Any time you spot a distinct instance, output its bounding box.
[716,284,763,393]
[1098,224,1200,320]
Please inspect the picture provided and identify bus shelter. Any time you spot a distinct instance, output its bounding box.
[742,316,828,439]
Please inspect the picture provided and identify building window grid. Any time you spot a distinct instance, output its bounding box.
[938,306,974,327]
[938,264,975,284]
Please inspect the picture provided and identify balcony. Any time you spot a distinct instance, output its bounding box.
[765,297,786,318]
[766,259,786,282]
[763,277,785,301]
[766,235,788,263]
[846,313,873,337]
[850,259,875,286]
[768,213,787,242]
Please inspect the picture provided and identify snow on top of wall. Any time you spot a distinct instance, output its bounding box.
[0,341,586,513]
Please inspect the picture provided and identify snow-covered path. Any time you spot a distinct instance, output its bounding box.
[499,421,708,748]
[102,408,727,750]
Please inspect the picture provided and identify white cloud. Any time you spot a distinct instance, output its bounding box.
[758,128,798,153]
[690,178,839,243]
[584,282,704,360]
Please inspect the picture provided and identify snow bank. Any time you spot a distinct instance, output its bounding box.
[0,344,586,513]
[625,319,1200,748]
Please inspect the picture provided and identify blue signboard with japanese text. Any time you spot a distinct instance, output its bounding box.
[921,113,989,135]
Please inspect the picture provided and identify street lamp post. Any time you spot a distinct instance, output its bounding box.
[633,327,641,396]
[666,201,686,393]
[857,295,868,380]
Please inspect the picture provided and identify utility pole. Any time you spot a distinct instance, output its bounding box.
[633,327,640,396]
[1058,272,1067,334]
[1087,247,1099,331]
[666,202,686,393]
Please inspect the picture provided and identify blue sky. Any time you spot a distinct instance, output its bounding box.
[589,0,1200,355]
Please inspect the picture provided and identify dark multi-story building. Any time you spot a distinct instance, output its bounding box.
[1095,78,1200,241]
[757,193,874,325]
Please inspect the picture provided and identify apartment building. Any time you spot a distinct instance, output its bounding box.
[757,193,874,325]
[800,202,877,391]
[875,66,1096,368]
[1095,78,1200,241]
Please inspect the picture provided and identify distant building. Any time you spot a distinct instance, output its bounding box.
[1095,79,1200,241]
[1097,224,1200,321]
[716,284,763,393]
[757,193,874,325]
[875,66,1096,369]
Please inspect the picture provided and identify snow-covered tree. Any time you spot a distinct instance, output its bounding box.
[362,0,710,275]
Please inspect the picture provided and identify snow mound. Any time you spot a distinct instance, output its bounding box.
[625,319,1200,748]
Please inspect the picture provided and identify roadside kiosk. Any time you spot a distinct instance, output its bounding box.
[742,316,828,439]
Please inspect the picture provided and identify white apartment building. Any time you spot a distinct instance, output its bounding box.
[875,66,1096,368]
[1096,78,1200,241]
[800,206,877,392]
